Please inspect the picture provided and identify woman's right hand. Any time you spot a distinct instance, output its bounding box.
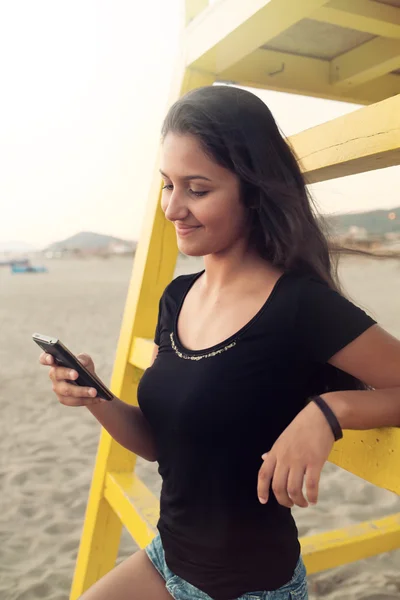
[39,352,104,407]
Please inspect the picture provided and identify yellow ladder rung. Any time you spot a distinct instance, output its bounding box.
[104,472,159,548]
[301,512,400,575]
[329,428,400,494]
[129,337,154,370]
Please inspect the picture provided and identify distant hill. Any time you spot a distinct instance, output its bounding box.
[45,231,136,252]
[12,207,400,257]
[326,206,400,236]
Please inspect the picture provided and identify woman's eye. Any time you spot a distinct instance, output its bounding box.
[190,190,208,197]
[161,184,208,198]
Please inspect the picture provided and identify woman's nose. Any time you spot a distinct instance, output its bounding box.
[163,189,189,222]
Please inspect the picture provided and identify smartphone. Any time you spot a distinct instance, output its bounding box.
[32,333,114,401]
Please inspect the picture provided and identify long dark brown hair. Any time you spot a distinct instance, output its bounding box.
[161,85,374,393]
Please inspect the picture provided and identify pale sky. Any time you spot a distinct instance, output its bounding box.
[1,1,399,249]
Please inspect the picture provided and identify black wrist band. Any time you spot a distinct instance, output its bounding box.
[310,395,343,442]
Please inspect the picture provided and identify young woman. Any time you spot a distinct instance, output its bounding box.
[40,86,400,600]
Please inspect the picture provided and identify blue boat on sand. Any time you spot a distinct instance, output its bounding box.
[11,262,48,274]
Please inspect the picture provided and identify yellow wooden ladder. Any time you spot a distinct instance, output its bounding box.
[70,2,400,597]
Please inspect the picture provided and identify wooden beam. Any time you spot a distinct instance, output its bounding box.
[288,94,400,183]
[301,513,400,574]
[185,0,330,73]
[312,0,400,40]
[104,473,158,548]
[219,48,400,105]
[129,337,154,370]
[185,0,208,26]
[329,428,400,494]
[331,37,400,87]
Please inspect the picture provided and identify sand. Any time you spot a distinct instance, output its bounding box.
[1,255,400,600]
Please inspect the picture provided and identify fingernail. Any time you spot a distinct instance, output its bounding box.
[70,370,76,379]
[46,355,52,364]
[259,497,267,504]
[261,453,268,460]
[100,398,107,403]
[89,388,97,397]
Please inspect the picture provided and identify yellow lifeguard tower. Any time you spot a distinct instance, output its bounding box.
[70,2,400,597]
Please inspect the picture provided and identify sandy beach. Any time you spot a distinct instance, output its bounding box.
[1,254,400,600]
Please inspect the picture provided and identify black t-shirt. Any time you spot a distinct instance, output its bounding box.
[138,270,376,600]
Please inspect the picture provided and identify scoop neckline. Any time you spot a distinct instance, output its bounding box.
[172,270,288,357]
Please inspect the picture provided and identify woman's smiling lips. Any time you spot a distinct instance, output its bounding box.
[175,224,201,236]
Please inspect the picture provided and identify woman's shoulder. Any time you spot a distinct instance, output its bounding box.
[277,271,351,320]
[285,270,333,295]
[162,270,204,302]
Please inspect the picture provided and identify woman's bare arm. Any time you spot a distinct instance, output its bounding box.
[87,345,159,461]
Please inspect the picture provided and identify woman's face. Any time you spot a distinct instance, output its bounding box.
[160,132,249,257]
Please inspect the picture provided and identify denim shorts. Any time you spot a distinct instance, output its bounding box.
[145,534,308,600]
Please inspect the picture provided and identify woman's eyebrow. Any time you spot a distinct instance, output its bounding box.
[159,169,212,182]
